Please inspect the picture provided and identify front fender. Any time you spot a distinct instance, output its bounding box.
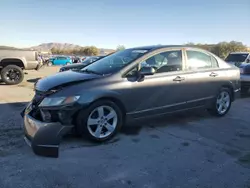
[78,89,122,106]
[0,57,27,68]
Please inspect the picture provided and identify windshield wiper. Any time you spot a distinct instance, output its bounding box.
[81,69,102,75]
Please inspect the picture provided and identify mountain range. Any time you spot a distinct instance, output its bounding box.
[0,43,115,54]
[30,43,83,51]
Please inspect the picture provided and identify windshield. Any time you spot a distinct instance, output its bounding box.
[225,53,248,62]
[80,49,149,75]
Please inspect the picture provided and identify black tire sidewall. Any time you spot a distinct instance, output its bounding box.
[76,100,123,142]
[210,88,232,117]
[0,65,24,85]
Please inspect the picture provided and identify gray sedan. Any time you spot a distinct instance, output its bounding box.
[21,45,241,157]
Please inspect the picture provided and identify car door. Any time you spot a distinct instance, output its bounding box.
[55,57,67,65]
[60,57,67,65]
[120,49,191,119]
[53,57,61,65]
[183,49,223,108]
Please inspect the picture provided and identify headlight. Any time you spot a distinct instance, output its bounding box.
[39,96,80,107]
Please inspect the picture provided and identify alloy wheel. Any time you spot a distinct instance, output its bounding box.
[5,69,20,82]
[87,105,118,139]
[216,91,230,115]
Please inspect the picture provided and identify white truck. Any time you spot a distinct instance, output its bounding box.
[0,50,41,85]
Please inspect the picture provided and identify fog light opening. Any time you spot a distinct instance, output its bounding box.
[40,110,51,122]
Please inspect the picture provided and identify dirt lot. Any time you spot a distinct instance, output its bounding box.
[0,66,250,188]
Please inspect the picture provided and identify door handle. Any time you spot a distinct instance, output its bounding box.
[173,76,185,82]
[209,72,218,77]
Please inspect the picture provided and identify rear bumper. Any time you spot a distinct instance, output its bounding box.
[23,112,73,158]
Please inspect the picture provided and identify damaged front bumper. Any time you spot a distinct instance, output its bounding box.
[21,103,75,158]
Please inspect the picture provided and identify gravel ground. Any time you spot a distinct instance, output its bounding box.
[0,67,250,188]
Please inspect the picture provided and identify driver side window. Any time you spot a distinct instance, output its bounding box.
[140,50,183,73]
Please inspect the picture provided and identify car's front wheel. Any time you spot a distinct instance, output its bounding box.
[208,87,232,117]
[76,100,123,142]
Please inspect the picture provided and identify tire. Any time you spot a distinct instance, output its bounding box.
[47,62,53,66]
[0,65,24,85]
[76,100,123,142]
[208,87,232,117]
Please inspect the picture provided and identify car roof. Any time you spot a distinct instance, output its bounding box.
[128,45,204,51]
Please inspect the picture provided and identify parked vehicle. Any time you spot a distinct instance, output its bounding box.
[59,56,104,72]
[225,52,250,67]
[72,56,81,64]
[48,56,72,66]
[81,56,87,61]
[0,49,40,85]
[21,45,240,157]
[239,63,250,94]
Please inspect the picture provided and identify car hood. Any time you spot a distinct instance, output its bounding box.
[35,71,102,92]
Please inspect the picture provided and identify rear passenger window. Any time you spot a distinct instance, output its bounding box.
[186,50,213,70]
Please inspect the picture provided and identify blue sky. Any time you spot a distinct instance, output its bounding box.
[0,0,249,49]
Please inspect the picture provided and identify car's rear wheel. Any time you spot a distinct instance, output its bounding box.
[76,100,123,142]
[208,87,232,117]
[0,65,24,85]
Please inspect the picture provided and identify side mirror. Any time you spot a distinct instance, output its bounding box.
[246,59,250,63]
[139,66,156,76]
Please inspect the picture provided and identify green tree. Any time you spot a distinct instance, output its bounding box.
[72,48,81,55]
[213,41,247,59]
[51,47,59,54]
[185,41,248,59]
[83,46,99,56]
[116,45,125,51]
